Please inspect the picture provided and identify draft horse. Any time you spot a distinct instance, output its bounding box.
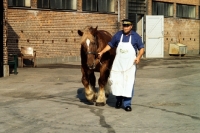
[78,26,116,106]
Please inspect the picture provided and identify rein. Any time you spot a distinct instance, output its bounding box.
[97,58,135,72]
[97,58,111,71]
[86,52,98,56]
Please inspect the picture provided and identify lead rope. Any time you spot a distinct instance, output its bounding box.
[98,59,135,73]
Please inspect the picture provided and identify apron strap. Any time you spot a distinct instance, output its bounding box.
[129,35,132,43]
[120,34,123,42]
[120,34,132,44]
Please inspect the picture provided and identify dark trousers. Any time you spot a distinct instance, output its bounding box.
[116,87,134,107]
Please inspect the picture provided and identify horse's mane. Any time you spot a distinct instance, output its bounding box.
[80,26,95,44]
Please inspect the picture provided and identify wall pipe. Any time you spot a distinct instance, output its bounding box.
[117,0,120,30]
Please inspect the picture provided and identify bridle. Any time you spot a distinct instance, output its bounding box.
[86,51,98,58]
[86,36,98,58]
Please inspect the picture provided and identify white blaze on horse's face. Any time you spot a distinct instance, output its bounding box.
[86,38,90,48]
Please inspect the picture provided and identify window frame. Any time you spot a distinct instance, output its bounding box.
[8,0,31,7]
[37,0,77,10]
[82,0,115,13]
[199,6,200,19]
[176,4,196,19]
[152,1,173,17]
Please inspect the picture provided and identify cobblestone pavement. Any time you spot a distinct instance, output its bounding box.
[0,57,200,133]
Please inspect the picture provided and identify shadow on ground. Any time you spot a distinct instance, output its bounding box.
[37,64,81,69]
[76,88,116,108]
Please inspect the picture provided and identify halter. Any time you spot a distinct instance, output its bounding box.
[87,51,98,57]
[86,36,98,58]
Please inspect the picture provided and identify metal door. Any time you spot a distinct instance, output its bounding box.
[145,15,164,58]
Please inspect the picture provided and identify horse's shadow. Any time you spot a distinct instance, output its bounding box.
[76,88,116,108]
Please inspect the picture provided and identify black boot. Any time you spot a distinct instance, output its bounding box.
[115,101,122,109]
[125,106,132,112]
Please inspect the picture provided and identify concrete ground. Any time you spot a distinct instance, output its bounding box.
[0,56,200,133]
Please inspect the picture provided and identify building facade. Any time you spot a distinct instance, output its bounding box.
[1,0,200,77]
[148,0,200,56]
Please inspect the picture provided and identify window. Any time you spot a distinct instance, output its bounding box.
[176,4,196,19]
[8,0,31,7]
[82,0,97,11]
[37,0,50,9]
[152,2,173,17]
[82,0,115,13]
[37,0,77,10]
[199,6,200,19]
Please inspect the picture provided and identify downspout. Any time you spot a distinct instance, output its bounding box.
[117,0,120,31]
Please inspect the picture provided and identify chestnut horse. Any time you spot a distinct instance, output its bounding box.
[78,26,116,106]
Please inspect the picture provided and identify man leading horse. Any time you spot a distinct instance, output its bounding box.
[98,19,144,112]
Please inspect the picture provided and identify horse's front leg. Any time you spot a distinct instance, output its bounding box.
[96,65,110,106]
[81,67,96,103]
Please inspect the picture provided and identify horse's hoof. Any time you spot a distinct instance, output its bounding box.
[96,102,105,106]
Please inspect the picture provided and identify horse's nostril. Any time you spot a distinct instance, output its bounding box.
[87,65,92,68]
[93,63,96,69]
[87,64,95,69]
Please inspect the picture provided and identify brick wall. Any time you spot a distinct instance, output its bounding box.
[7,0,124,65]
[149,0,200,55]
[6,0,200,65]
[164,18,199,55]
[3,0,8,65]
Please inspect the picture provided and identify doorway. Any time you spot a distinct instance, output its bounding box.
[145,15,164,58]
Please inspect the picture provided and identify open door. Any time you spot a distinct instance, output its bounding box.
[0,0,3,77]
[145,15,164,58]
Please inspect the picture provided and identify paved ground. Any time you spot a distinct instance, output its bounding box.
[0,56,200,133]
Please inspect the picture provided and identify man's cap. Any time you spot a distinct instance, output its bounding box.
[122,19,133,25]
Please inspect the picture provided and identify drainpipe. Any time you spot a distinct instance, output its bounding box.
[117,0,120,31]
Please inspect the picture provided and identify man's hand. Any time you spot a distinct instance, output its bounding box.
[134,48,144,64]
[97,45,111,59]
[97,52,103,59]
[134,57,140,64]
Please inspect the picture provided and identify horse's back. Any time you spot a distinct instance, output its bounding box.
[98,30,112,36]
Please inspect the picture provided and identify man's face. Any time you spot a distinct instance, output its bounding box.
[122,24,133,34]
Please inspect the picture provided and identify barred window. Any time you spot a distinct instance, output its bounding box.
[8,0,31,7]
[152,2,173,17]
[176,4,196,19]
[37,0,77,10]
[82,0,115,13]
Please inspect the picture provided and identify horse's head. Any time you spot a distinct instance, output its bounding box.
[78,26,98,69]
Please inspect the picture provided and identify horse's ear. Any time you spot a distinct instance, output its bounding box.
[92,26,98,36]
[78,30,83,36]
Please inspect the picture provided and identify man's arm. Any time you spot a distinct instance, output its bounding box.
[98,45,111,59]
[135,48,144,64]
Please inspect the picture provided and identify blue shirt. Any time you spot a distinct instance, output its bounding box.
[108,30,144,53]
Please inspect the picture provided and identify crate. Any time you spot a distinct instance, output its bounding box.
[169,43,187,56]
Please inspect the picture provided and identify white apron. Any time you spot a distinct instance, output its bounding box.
[108,34,136,97]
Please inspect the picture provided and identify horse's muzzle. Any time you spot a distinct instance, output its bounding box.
[87,63,96,70]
